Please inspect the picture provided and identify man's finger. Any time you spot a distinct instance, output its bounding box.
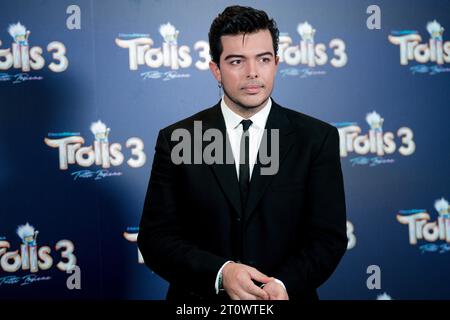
[245,282,269,300]
[249,269,273,284]
[238,290,259,300]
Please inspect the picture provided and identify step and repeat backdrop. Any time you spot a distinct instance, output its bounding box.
[1,0,449,299]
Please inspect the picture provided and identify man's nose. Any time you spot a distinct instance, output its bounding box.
[246,60,259,79]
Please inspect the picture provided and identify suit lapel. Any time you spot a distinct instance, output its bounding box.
[244,102,296,224]
[203,101,296,221]
[204,103,243,217]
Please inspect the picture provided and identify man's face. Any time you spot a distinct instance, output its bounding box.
[210,29,278,110]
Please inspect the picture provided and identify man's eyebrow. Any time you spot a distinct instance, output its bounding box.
[224,54,245,61]
[224,52,274,61]
[256,51,274,57]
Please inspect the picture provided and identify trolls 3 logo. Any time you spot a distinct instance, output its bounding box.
[333,111,415,166]
[115,22,210,78]
[0,223,76,274]
[44,120,146,176]
[389,20,450,74]
[347,221,356,250]
[0,22,68,81]
[123,227,144,264]
[397,198,450,253]
[278,21,347,77]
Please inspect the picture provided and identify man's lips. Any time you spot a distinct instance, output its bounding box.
[242,85,263,94]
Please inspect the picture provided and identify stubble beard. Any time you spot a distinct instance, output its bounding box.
[222,85,272,117]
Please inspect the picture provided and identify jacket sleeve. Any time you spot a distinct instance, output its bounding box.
[137,128,228,296]
[272,126,348,297]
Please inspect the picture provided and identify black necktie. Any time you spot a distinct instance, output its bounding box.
[239,119,252,213]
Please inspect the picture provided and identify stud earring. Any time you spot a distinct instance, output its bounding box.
[218,82,223,98]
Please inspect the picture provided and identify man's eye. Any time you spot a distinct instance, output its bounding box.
[261,57,271,63]
[230,60,241,65]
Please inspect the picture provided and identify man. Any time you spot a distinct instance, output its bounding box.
[138,5,347,301]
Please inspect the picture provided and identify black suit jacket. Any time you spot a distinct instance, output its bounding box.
[138,100,347,301]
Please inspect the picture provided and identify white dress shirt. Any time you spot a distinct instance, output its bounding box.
[220,97,271,180]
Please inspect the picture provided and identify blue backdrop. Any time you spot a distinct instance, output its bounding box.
[1,0,449,300]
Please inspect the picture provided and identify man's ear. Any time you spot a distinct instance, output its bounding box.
[209,61,221,83]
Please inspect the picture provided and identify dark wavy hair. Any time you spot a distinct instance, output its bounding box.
[208,5,279,66]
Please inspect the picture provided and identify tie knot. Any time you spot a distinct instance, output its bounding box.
[241,119,253,132]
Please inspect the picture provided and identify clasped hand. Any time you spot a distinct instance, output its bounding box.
[222,262,289,300]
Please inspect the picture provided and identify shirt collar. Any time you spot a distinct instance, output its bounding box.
[220,97,272,131]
